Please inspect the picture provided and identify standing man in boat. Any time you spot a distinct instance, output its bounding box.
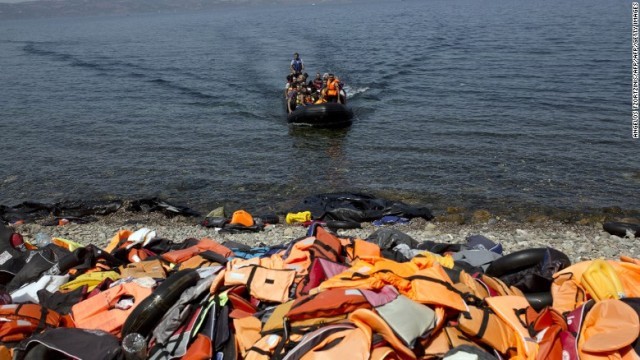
[290,53,304,77]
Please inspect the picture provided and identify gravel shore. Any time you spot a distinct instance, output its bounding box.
[8,208,637,263]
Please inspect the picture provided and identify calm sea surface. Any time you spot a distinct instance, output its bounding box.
[0,0,637,217]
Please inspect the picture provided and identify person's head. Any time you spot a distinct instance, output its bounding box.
[293,52,299,59]
[328,74,335,81]
[323,73,329,80]
[315,73,321,79]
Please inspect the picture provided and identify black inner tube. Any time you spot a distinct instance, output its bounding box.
[485,248,550,278]
[121,269,200,337]
[603,222,640,238]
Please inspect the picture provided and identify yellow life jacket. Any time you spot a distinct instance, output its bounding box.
[581,259,626,301]
[51,237,84,252]
[59,270,120,292]
[286,211,311,224]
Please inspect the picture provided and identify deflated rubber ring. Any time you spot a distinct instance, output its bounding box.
[325,220,361,230]
[603,222,640,238]
[485,248,552,278]
[524,292,553,311]
[121,269,200,338]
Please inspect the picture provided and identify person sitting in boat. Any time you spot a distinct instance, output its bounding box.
[285,74,295,94]
[310,73,323,91]
[290,53,304,76]
[305,92,314,104]
[287,86,298,112]
[324,74,342,104]
[296,85,306,105]
[297,73,307,87]
[297,84,315,106]
[314,89,327,104]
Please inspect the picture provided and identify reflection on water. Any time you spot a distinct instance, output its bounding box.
[287,127,350,192]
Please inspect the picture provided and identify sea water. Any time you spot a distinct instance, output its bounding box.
[0,0,636,218]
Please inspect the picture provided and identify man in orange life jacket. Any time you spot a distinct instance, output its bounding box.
[324,73,342,104]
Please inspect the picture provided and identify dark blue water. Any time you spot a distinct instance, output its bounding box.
[1,0,637,217]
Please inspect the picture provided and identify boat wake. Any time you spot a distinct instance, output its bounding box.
[344,85,369,98]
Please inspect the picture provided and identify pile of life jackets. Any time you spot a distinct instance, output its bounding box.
[0,221,639,360]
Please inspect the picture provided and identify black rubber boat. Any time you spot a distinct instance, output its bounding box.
[287,102,354,128]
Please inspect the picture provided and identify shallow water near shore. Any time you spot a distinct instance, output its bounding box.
[0,0,637,218]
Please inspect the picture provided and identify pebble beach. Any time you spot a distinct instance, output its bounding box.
[10,206,637,263]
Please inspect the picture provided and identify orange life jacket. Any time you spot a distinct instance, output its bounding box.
[552,261,601,313]
[262,300,346,336]
[225,265,296,303]
[178,254,222,270]
[233,316,262,358]
[230,210,255,227]
[244,334,282,360]
[0,346,10,359]
[479,274,525,297]
[404,266,468,312]
[71,282,153,337]
[119,258,166,279]
[349,308,417,360]
[456,304,517,354]
[300,327,371,360]
[326,79,339,96]
[104,229,133,253]
[287,288,372,322]
[485,296,539,359]
[576,299,640,360]
[422,326,480,358]
[524,306,573,360]
[343,238,381,262]
[0,304,63,342]
[162,238,233,264]
[319,258,467,312]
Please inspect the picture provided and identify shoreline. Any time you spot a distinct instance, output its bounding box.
[2,192,639,227]
[8,207,637,264]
